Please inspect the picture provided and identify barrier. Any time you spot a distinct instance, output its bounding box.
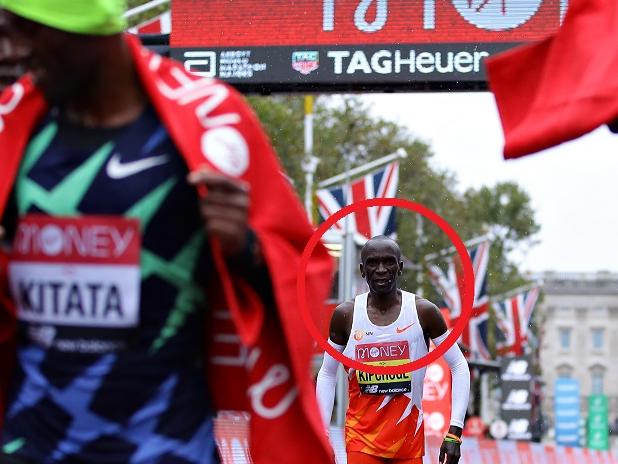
[213,413,618,464]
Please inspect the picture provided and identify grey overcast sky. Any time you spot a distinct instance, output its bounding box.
[366,92,618,274]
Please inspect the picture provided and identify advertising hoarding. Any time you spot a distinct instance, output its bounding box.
[422,355,452,438]
[500,356,532,440]
[170,0,568,92]
[554,378,580,447]
[587,394,609,451]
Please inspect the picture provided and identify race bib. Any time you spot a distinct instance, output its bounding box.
[355,341,412,395]
[8,215,141,353]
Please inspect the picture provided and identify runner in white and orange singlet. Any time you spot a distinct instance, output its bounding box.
[316,236,471,464]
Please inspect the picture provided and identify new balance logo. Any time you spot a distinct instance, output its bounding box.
[501,359,531,381]
[506,390,529,404]
[366,385,378,394]
[508,419,530,435]
[503,389,531,410]
[506,360,528,375]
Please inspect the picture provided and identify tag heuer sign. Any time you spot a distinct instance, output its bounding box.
[292,51,319,75]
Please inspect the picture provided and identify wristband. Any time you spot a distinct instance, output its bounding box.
[444,433,462,444]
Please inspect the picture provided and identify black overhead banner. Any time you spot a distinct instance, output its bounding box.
[170,0,567,93]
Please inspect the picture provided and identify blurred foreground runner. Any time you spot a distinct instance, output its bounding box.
[0,12,24,91]
[316,236,470,464]
[0,1,333,463]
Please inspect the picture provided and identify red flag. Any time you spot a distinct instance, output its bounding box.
[486,0,618,159]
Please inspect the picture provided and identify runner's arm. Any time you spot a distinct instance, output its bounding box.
[188,170,274,305]
[316,340,344,429]
[225,228,274,307]
[315,301,353,429]
[417,299,470,434]
[432,331,470,430]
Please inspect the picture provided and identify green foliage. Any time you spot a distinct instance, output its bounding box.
[126,0,169,28]
[247,95,541,306]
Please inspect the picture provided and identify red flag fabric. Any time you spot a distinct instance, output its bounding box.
[486,0,618,159]
[0,35,334,463]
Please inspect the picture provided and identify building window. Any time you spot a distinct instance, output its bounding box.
[559,328,571,350]
[592,372,604,394]
[557,364,573,378]
[591,328,604,350]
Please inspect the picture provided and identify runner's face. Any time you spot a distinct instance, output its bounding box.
[0,10,28,91]
[0,10,99,103]
[360,242,402,295]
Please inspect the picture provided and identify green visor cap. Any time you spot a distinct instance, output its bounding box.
[0,0,127,35]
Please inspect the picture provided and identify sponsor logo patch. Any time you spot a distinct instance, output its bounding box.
[292,51,319,75]
[9,215,141,353]
[355,340,411,395]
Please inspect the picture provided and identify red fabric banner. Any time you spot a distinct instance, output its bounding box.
[422,352,452,438]
[487,0,618,159]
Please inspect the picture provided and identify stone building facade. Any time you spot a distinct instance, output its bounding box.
[538,272,618,434]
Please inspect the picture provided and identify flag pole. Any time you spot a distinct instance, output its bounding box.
[301,95,319,223]
[318,148,407,189]
[490,282,540,303]
[415,215,424,297]
[423,234,492,262]
[334,148,356,428]
[124,0,170,18]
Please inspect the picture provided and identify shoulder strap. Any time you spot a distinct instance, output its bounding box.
[401,290,420,326]
[351,292,369,330]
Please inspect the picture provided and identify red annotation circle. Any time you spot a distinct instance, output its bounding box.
[296,198,474,375]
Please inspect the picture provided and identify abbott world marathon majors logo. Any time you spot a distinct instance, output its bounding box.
[9,215,141,331]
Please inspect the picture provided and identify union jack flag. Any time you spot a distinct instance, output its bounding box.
[428,239,491,360]
[494,287,540,356]
[316,161,399,244]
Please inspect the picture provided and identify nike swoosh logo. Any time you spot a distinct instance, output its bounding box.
[2,437,26,454]
[106,153,169,179]
[396,323,415,333]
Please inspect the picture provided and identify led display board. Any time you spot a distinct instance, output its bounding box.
[170,0,567,92]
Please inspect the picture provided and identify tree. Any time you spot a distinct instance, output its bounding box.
[126,0,169,27]
[247,95,541,300]
[461,182,540,295]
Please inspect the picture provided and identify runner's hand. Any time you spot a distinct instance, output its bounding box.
[439,440,461,464]
[188,168,250,256]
